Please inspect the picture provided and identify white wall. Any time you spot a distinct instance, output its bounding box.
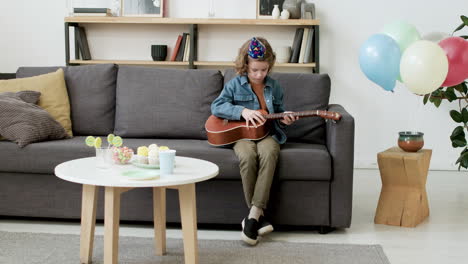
[1,0,467,170]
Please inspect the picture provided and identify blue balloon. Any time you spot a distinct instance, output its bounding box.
[359,34,401,92]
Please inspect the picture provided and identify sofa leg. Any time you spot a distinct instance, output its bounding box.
[318,226,335,234]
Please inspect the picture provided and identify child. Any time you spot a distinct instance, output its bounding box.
[211,37,298,245]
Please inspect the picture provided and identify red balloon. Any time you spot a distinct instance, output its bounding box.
[439,36,468,87]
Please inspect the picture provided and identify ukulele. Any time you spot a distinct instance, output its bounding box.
[205,110,341,146]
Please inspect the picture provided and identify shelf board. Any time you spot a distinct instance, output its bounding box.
[69,60,189,65]
[194,61,316,68]
[65,17,319,26]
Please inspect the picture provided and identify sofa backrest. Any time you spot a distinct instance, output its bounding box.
[114,66,223,139]
[16,64,117,136]
[224,69,331,144]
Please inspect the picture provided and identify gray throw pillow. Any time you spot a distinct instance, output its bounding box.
[0,91,70,147]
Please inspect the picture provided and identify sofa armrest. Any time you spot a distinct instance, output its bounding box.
[0,73,16,80]
[326,104,355,228]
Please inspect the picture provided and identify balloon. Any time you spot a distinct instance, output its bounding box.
[382,21,421,82]
[359,34,401,92]
[382,21,421,53]
[423,31,450,43]
[439,36,468,87]
[400,40,449,95]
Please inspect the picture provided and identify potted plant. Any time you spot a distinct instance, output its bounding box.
[423,15,468,169]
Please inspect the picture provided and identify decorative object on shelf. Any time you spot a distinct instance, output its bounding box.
[122,0,164,17]
[208,0,215,17]
[276,46,291,63]
[151,45,167,61]
[257,0,285,18]
[398,131,424,152]
[272,4,280,19]
[301,1,315,19]
[280,9,290,19]
[282,0,301,19]
[110,0,121,16]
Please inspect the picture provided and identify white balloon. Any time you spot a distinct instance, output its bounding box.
[400,40,449,95]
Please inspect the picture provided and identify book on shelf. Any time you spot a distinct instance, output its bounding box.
[73,13,112,17]
[73,7,112,16]
[76,26,92,60]
[73,8,111,13]
[183,34,191,62]
[303,28,314,63]
[298,28,309,63]
[170,35,183,61]
[289,28,304,63]
[176,33,189,61]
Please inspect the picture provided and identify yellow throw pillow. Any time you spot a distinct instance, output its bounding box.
[0,69,73,136]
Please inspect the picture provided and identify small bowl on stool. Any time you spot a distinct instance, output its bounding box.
[398,131,424,152]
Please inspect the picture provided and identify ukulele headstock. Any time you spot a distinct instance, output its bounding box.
[319,111,342,121]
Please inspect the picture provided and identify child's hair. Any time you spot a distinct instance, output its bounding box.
[234,37,276,75]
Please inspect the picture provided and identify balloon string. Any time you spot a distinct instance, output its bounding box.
[413,93,425,132]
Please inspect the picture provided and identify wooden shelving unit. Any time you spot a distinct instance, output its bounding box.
[65,17,320,72]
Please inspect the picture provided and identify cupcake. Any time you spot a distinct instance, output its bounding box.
[148,143,159,152]
[148,149,159,165]
[137,146,149,164]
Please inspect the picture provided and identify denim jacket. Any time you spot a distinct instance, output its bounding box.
[211,74,287,144]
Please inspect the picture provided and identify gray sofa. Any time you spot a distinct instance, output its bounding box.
[0,64,354,231]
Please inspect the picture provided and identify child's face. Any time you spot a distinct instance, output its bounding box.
[247,59,269,84]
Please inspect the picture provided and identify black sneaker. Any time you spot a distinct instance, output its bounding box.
[241,218,259,245]
[242,216,274,236]
[258,215,274,236]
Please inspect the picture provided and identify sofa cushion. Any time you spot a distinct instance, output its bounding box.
[223,69,330,144]
[0,91,69,147]
[114,66,223,139]
[0,69,73,137]
[16,64,117,136]
[0,137,330,181]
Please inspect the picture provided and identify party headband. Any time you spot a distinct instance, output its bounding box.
[248,37,266,59]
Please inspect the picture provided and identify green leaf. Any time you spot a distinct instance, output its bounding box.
[433,97,442,107]
[463,15,468,26]
[454,83,465,93]
[450,110,463,123]
[456,148,468,169]
[454,22,465,33]
[451,126,465,139]
[460,35,468,39]
[423,94,429,105]
[452,139,467,148]
[463,108,468,123]
[462,82,468,94]
[445,87,458,102]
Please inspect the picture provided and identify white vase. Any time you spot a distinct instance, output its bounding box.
[276,46,291,63]
[280,9,290,19]
[282,0,301,19]
[272,5,280,19]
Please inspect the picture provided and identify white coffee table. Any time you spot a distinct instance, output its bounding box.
[55,156,219,264]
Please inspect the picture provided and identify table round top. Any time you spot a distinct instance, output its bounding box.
[54,156,219,187]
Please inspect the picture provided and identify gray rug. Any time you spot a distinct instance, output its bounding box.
[0,231,390,264]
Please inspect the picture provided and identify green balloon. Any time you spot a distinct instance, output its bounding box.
[382,21,421,82]
[382,21,421,53]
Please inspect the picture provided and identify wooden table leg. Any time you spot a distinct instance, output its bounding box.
[80,184,98,264]
[104,187,122,264]
[178,183,198,264]
[153,187,166,255]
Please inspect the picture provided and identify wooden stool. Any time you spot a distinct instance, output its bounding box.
[375,147,432,227]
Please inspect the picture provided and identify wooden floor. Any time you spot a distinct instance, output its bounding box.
[1,169,467,264]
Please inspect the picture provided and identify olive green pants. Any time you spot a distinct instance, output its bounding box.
[233,136,280,209]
